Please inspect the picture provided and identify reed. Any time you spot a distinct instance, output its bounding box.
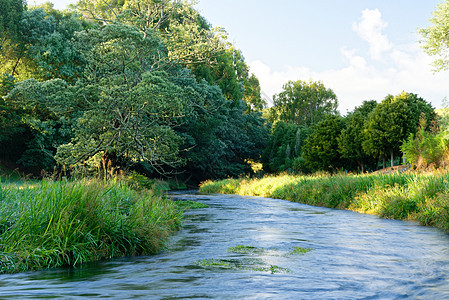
[0,179,182,273]
[200,170,449,232]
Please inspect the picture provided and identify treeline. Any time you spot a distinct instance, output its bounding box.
[1,0,447,182]
[0,0,268,183]
[263,80,445,174]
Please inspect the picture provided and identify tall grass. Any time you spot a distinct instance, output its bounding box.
[200,170,449,232]
[0,179,182,273]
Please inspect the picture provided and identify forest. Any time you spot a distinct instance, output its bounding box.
[1,0,448,182]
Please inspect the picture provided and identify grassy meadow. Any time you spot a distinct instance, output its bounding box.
[0,178,183,273]
[200,170,449,232]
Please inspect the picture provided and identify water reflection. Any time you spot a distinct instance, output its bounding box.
[1,192,449,299]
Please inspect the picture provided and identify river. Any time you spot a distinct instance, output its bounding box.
[1,191,449,299]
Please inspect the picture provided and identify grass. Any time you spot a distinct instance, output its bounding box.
[200,170,449,233]
[0,178,182,273]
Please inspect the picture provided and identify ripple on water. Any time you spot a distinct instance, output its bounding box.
[1,193,449,299]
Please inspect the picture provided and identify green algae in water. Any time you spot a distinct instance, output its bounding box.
[173,200,209,210]
[228,245,265,254]
[290,247,313,255]
[252,265,290,274]
[196,259,233,269]
[195,258,289,274]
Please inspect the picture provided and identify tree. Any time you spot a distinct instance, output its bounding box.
[0,0,25,71]
[401,116,448,169]
[243,73,266,111]
[302,114,344,172]
[271,79,338,127]
[363,92,436,168]
[261,121,311,173]
[53,24,190,173]
[420,0,449,71]
[27,4,89,83]
[77,0,226,67]
[338,100,377,172]
[3,78,75,171]
[173,71,268,182]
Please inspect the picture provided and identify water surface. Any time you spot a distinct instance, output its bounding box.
[1,191,449,299]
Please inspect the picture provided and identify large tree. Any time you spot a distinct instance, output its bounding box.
[77,0,226,67]
[338,100,377,172]
[302,114,345,172]
[420,0,449,72]
[362,92,436,168]
[271,79,338,127]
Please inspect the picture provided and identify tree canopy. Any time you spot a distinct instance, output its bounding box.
[362,92,436,168]
[0,0,267,182]
[338,100,377,172]
[271,79,338,127]
[420,0,449,72]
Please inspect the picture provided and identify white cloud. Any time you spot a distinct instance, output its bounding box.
[352,9,392,61]
[249,9,449,115]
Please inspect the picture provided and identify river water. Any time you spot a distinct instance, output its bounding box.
[1,191,449,299]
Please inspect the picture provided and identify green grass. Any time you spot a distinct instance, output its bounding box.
[0,179,182,273]
[200,170,449,233]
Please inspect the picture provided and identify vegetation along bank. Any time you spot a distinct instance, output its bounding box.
[200,170,449,233]
[0,178,183,274]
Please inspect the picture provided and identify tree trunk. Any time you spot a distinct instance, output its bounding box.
[383,157,386,169]
[358,160,364,173]
[391,150,394,167]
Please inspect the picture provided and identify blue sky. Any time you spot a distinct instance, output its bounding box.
[31,0,449,114]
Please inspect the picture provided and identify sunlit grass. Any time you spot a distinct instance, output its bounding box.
[200,170,449,232]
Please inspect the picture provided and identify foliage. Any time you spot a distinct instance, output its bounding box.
[362,91,436,167]
[124,171,170,194]
[0,179,182,273]
[0,1,268,179]
[3,78,75,171]
[261,121,311,173]
[199,170,449,233]
[78,0,226,67]
[419,0,449,71]
[338,100,378,172]
[302,114,345,172]
[174,74,269,182]
[0,6,89,172]
[0,0,25,76]
[401,117,448,169]
[271,79,338,127]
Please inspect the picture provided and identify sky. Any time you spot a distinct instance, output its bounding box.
[31,0,449,114]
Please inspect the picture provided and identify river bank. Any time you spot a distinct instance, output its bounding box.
[0,179,183,273]
[199,170,449,232]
